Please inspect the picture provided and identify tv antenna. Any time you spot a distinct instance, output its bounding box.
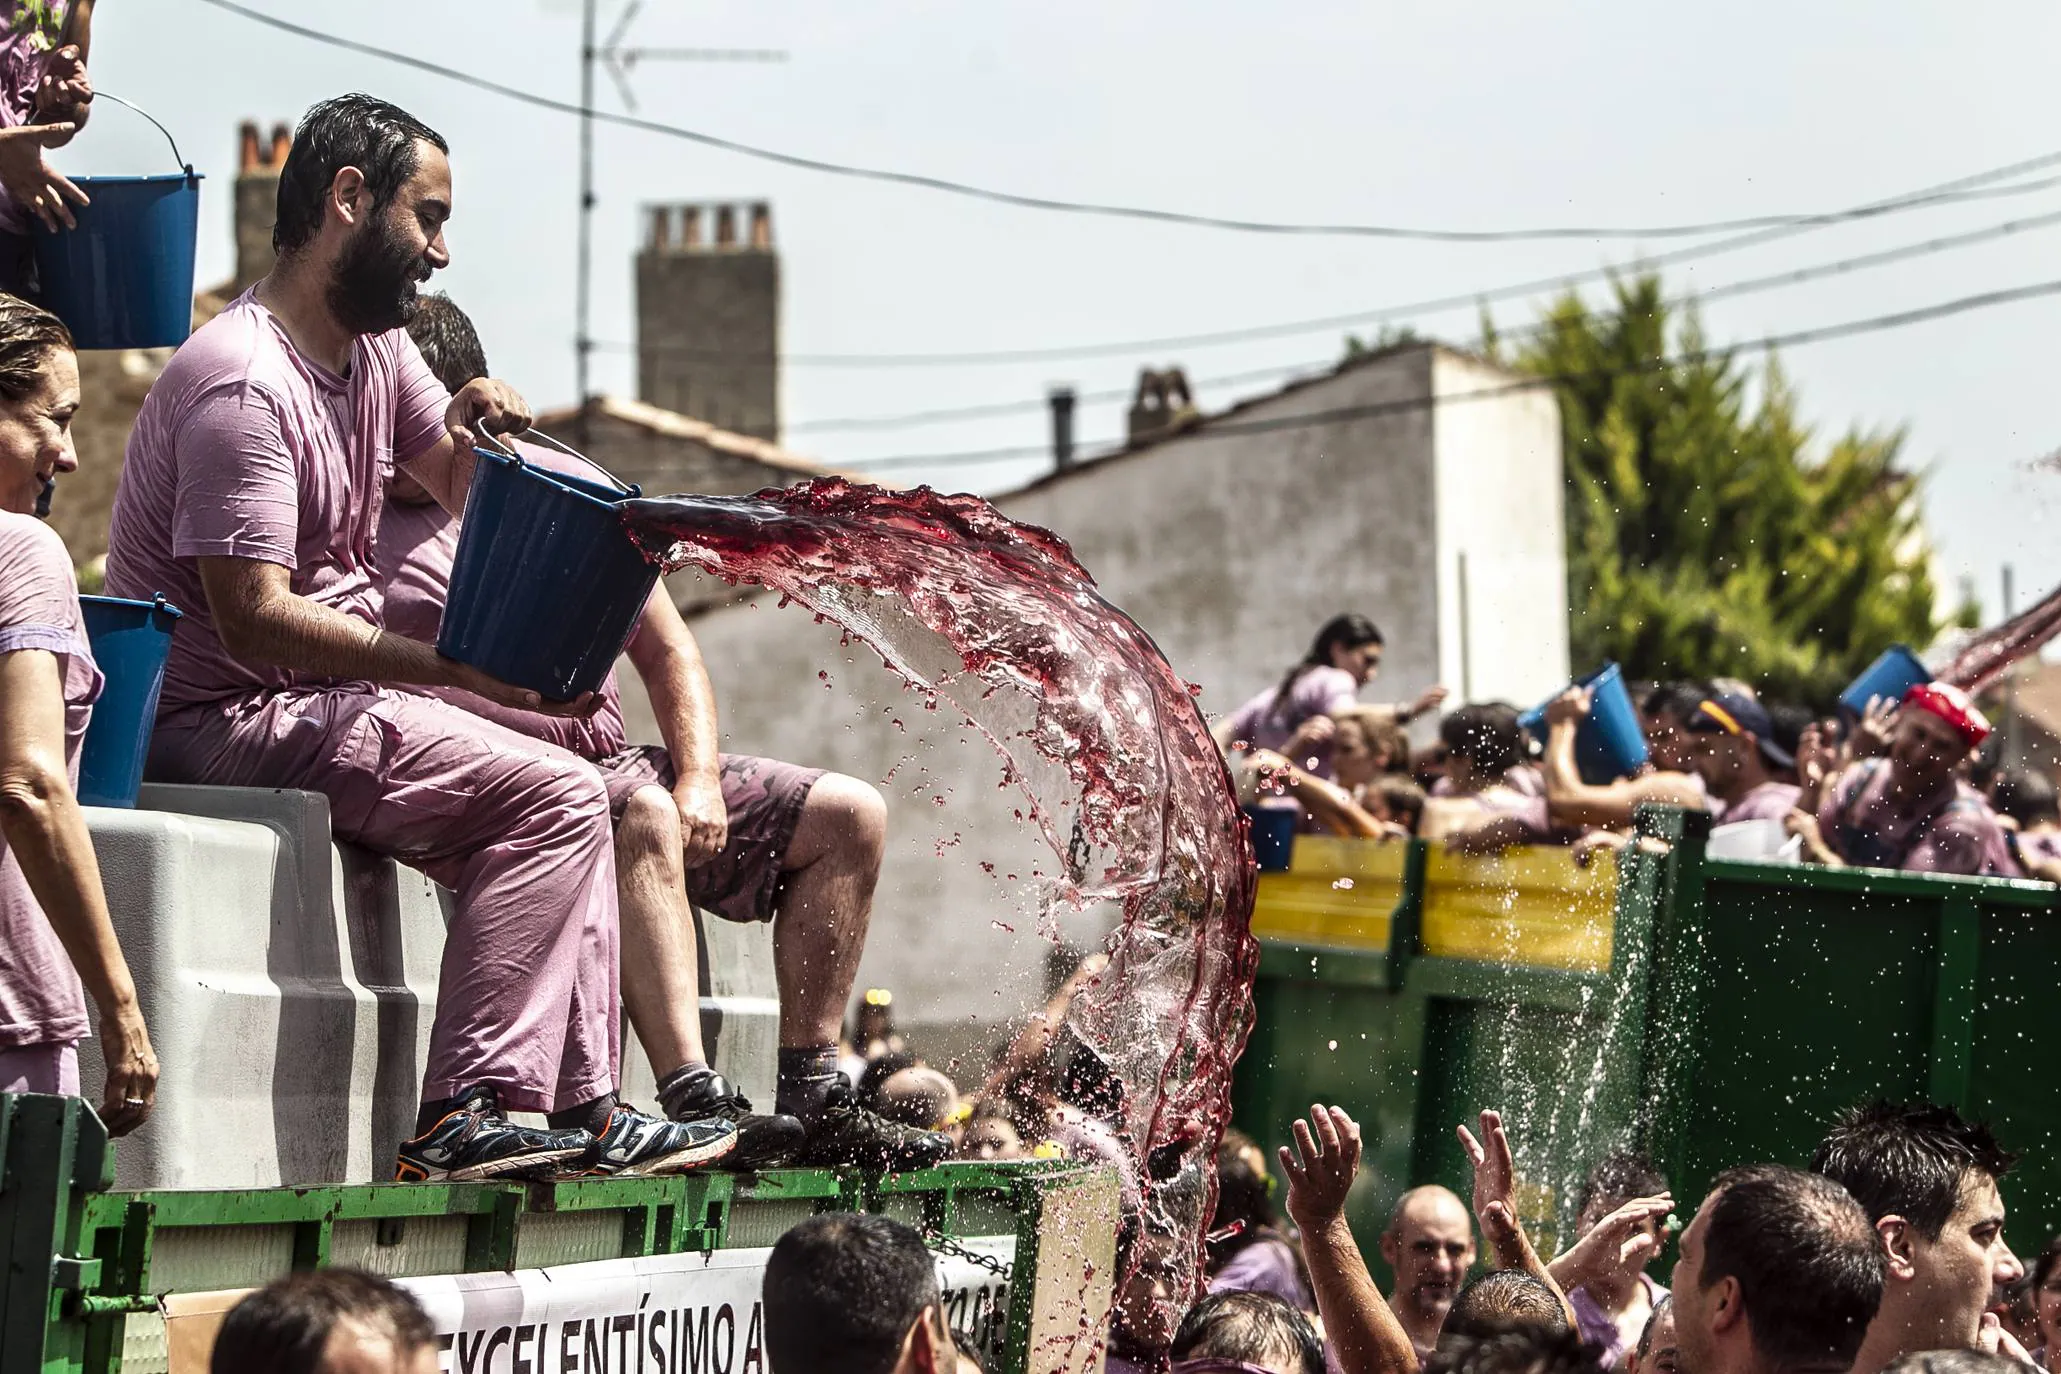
[576,0,786,433]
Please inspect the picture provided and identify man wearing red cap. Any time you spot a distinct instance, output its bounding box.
[1804,683,2020,876]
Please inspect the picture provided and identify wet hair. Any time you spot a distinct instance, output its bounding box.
[1633,1296,1671,1361]
[1336,705,1413,775]
[211,1268,433,1374]
[1991,768,2060,828]
[1640,682,1711,723]
[856,1050,922,1113]
[1697,1165,1883,1373]
[274,94,449,257]
[1575,1150,1669,1219]
[1426,1326,1603,1374]
[404,292,488,394]
[1443,703,1527,776]
[764,1213,940,1374]
[1208,1128,1275,1267]
[1810,1100,2016,1241]
[1172,1291,1323,1374]
[1374,775,1427,834]
[1443,1271,1571,1339]
[0,294,74,403]
[1765,701,1813,764]
[1879,1353,2026,1374]
[1268,614,1384,724]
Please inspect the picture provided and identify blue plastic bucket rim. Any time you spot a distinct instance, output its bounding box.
[80,592,185,621]
[473,445,641,507]
[62,173,202,188]
[1517,662,1624,730]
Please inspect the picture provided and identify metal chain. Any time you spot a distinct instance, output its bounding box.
[923,1229,1015,1282]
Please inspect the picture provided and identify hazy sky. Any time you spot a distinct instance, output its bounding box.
[77,1,2061,626]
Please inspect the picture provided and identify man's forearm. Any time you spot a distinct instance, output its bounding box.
[224,584,454,688]
[1298,1215,1417,1374]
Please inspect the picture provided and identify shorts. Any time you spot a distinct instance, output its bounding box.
[0,1040,80,1095]
[598,748,824,926]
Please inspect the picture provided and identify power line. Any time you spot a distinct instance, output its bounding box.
[601,172,2061,369]
[787,206,2061,435]
[836,276,2061,472]
[193,0,2061,246]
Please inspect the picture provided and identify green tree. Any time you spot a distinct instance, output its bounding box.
[1483,273,1956,705]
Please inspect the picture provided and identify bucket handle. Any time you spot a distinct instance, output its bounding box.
[476,426,639,496]
[91,93,192,176]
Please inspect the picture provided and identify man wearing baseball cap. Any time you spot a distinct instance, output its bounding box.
[1807,683,2019,876]
[1685,690,1802,824]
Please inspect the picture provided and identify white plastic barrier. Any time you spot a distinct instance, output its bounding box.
[79,784,778,1189]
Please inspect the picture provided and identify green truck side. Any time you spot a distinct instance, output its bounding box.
[1232,808,2061,1259]
[0,1094,1117,1374]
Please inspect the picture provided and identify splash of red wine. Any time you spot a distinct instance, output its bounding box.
[622,479,1259,1332]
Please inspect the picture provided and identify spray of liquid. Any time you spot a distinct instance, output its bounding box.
[623,479,1260,1326]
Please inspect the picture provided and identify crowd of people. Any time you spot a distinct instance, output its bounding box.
[198,1095,2060,1374]
[1225,613,2055,882]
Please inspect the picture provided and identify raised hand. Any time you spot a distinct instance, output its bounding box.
[1279,1103,1362,1229]
[0,123,86,230]
[1549,1194,1674,1291]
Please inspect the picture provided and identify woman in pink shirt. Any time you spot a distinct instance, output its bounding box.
[0,292,154,1131]
[1214,614,1445,781]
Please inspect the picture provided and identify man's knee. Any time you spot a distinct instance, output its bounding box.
[800,773,887,869]
[618,784,685,873]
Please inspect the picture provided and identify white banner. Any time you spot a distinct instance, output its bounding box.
[398,1236,1015,1374]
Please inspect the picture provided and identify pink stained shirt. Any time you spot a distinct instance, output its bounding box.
[103,290,451,713]
[1223,665,1361,778]
[0,0,73,238]
[373,457,629,761]
[0,512,101,1048]
[1717,779,1802,825]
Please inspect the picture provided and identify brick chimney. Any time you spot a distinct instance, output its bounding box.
[636,201,780,442]
[232,120,292,293]
[1126,367,1197,445]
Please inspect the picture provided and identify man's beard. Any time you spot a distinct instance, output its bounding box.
[327,215,432,336]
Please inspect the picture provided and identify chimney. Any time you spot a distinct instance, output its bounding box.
[232,120,292,293]
[636,201,781,441]
[1126,366,1197,445]
[1049,386,1077,471]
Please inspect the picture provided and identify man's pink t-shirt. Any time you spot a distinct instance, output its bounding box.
[0,512,100,1048]
[103,291,450,712]
[374,466,629,761]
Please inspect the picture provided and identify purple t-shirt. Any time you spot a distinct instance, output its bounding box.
[374,461,629,761]
[1818,759,2021,878]
[1208,1236,1314,1313]
[1717,780,1802,825]
[0,0,73,237]
[1224,666,1361,778]
[104,291,451,713]
[1569,1274,1667,1372]
[0,513,100,1048]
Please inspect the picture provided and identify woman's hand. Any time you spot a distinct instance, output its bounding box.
[1282,714,1336,762]
[97,1002,157,1137]
[1405,685,1450,720]
[0,123,86,230]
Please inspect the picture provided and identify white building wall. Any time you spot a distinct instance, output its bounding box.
[623,345,1563,1061]
[1430,351,1571,708]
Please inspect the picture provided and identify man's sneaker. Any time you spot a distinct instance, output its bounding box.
[660,1072,806,1170]
[791,1079,953,1173]
[395,1089,593,1182]
[579,1104,739,1177]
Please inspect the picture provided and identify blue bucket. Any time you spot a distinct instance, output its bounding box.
[1519,662,1649,784]
[1243,805,1298,872]
[1839,644,1930,716]
[77,594,182,808]
[438,441,657,700]
[30,98,200,350]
